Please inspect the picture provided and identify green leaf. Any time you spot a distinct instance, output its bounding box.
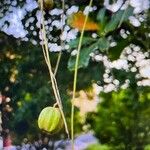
[119,6,134,21]
[68,42,99,71]
[104,7,134,33]
[68,37,97,49]
[98,37,110,52]
[97,8,106,24]
[108,38,131,60]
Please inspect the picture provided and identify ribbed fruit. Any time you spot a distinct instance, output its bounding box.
[38,107,63,133]
[38,0,54,11]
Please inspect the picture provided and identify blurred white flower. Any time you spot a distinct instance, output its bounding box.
[83,6,93,15]
[92,33,98,38]
[138,79,150,86]
[129,0,150,14]
[129,16,141,27]
[111,59,128,70]
[113,79,120,86]
[48,43,62,52]
[66,29,78,42]
[94,55,103,62]
[71,49,77,56]
[121,82,129,89]
[52,20,62,29]
[104,0,123,12]
[104,83,116,93]
[110,42,117,47]
[139,63,150,78]
[66,6,79,15]
[49,8,63,16]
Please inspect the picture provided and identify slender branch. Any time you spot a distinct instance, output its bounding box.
[39,0,69,138]
[71,0,93,149]
[54,51,62,76]
[54,0,65,76]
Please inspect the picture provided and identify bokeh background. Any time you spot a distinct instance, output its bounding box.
[0,0,150,149]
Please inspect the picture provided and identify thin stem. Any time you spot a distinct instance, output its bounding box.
[54,52,62,76]
[71,0,93,149]
[54,0,65,76]
[39,0,69,138]
[53,103,58,108]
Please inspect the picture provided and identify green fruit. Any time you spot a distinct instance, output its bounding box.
[38,107,63,133]
[38,0,54,11]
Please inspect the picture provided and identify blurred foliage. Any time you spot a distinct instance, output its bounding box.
[0,0,150,148]
[145,145,150,150]
[86,86,150,149]
[86,143,111,150]
[68,6,150,69]
[0,32,103,141]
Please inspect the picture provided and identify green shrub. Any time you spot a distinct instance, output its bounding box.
[86,143,111,150]
[145,145,150,150]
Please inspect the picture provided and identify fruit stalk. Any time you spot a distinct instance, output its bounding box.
[39,0,69,138]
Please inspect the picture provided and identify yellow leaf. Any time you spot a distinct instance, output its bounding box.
[68,11,99,31]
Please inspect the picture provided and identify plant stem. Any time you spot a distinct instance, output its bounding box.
[54,0,65,76]
[71,0,93,149]
[39,0,69,138]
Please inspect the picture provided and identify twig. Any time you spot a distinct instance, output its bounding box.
[39,0,69,138]
[54,0,65,76]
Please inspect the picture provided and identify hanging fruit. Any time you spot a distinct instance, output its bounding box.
[67,11,99,31]
[38,107,63,133]
[38,0,54,11]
